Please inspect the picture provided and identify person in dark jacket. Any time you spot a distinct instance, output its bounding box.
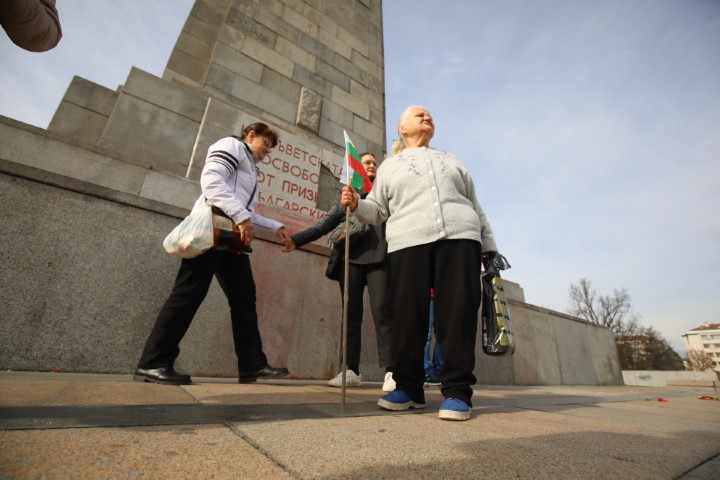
[0,0,62,52]
[283,153,395,392]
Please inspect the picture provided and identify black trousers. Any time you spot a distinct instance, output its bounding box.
[336,260,393,371]
[137,250,267,374]
[389,240,482,406]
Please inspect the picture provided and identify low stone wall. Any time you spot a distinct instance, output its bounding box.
[623,370,719,388]
[486,300,623,386]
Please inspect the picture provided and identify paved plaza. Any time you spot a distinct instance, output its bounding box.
[1,371,718,479]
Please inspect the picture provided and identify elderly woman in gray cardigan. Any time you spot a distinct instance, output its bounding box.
[341,106,500,421]
[284,153,395,393]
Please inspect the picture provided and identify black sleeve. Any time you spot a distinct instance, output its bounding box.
[290,194,346,248]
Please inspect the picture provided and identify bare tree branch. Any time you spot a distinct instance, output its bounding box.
[567,279,684,370]
[568,278,601,324]
[688,349,713,371]
[569,279,634,335]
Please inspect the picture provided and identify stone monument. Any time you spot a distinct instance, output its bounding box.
[48,0,386,235]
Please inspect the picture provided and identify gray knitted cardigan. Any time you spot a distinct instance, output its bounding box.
[353,147,498,254]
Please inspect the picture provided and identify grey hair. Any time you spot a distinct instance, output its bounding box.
[391,105,426,155]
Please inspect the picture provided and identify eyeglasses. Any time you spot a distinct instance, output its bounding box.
[261,137,274,150]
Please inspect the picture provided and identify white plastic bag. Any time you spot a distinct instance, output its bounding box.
[163,201,214,259]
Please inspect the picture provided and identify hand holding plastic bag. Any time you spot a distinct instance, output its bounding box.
[482,251,511,275]
[163,202,214,259]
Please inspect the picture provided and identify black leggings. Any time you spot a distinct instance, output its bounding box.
[336,260,393,372]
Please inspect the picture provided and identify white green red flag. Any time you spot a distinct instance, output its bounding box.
[340,131,372,193]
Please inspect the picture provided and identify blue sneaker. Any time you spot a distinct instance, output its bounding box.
[377,389,426,411]
[438,397,471,421]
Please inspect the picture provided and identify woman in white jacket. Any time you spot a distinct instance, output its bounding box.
[342,106,501,421]
[135,123,290,386]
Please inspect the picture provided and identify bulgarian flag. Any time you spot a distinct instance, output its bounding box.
[340,131,372,193]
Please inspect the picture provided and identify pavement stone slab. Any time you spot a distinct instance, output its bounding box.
[0,425,291,479]
[0,377,197,408]
[230,409,717,480]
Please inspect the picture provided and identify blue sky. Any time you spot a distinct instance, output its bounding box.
[1,0,718,356]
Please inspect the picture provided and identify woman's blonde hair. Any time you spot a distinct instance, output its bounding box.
[390,137,405,156]
[391,105,426,155]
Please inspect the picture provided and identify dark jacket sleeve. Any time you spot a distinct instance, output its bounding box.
[0,0,62,52]
[290,194,346,249]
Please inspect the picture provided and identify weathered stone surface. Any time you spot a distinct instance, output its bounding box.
[330,84,369,120]
[122,67,207,121]
[61,76,117,115]
[241,37,294,79]
[165,47,209,85]
[353,112,384,147]
[275,36,316,72]
[48,102,109,146]
[262,68,302,103]
[211,42,264,82]
[296,87,322,133]
[101,93,199,176]
[229,74,297,124]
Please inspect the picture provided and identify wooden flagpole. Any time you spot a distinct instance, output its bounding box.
[340,200,351,410]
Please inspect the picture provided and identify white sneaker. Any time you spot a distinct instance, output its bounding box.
[382,372,396,392]
[327,370,362,387]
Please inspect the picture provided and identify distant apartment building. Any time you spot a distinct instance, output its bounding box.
[682,323,720,372]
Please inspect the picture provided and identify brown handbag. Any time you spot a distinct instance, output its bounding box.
[210,210,253,253]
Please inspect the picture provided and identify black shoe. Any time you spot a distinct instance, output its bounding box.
[424,372,441,388]
[133,366,191,385]
[238,365,289,384]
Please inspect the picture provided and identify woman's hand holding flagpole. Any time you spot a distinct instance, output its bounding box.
[338,132,373,410]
